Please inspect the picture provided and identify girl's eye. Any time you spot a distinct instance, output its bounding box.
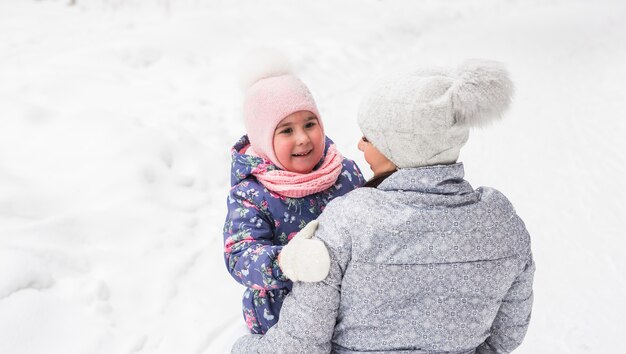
[280,128,293,134]
[361,136,369,143]
[305,122,317,129]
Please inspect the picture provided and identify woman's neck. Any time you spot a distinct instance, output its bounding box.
[364,169,397,188]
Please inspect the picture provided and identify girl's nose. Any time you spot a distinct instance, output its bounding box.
[296,130,311,145]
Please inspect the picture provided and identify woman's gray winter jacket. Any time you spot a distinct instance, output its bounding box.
[232,163,534,354]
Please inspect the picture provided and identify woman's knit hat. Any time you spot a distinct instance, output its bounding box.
[241,49,322,170]
[358,59,514,168]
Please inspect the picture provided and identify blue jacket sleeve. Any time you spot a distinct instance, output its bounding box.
[223,185,290,290]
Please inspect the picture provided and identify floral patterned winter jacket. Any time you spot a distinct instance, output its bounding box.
[223,135,365,334]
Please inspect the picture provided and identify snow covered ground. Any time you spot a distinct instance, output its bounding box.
[1,0,625,353]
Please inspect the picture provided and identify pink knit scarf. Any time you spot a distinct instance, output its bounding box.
[249,144,344,198]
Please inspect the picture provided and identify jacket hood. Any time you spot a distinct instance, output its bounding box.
[229,135,334,187]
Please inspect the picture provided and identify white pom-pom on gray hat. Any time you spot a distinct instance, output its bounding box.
[238,47,294,91]
[358,58,514,169]
[450,59,514,127]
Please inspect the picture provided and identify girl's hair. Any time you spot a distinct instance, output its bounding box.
[363,170,397,188]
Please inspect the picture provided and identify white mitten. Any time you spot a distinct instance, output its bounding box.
[279,220,330,282]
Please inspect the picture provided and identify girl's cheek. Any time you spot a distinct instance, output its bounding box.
[273,138,291,158]
[314,127,324,146]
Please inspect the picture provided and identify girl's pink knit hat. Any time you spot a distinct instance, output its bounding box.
[241,50,323,170]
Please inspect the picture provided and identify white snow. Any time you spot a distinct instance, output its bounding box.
[1,0,625,353]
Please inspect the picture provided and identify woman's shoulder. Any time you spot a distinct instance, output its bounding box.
[476,186,518,216]
[320,187,382,219]
[476,186,531,247]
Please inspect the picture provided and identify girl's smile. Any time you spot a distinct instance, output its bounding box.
[292,149,312,157]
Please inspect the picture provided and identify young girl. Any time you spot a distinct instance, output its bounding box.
[223,67,365,334]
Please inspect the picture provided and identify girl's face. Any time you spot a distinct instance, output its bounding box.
[357,135,396,176]
[273,110,324,173]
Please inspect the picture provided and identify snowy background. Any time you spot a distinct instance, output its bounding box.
[1,0,625,353]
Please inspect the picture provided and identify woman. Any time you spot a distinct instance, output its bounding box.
[232,59,535,354]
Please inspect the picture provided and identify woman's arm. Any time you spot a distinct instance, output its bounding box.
[477,250,535,353]
[231,248,344,353]
[231,200,352,353]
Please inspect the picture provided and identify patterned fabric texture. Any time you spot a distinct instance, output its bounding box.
[223,135,365,334]
[231,163,534,353]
